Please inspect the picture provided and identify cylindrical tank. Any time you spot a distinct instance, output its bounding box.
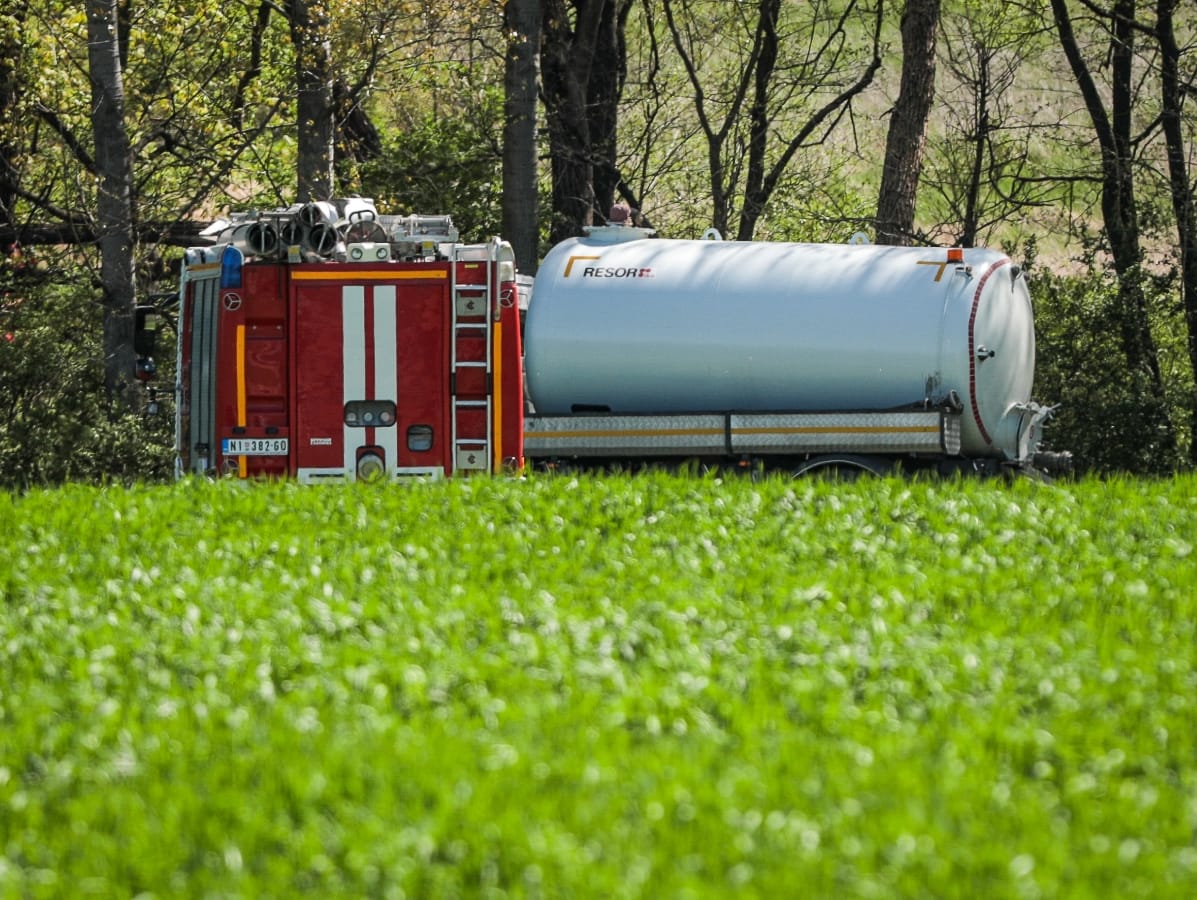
[524,229,1040,460]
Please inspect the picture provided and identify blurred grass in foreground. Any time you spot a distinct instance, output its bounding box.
[1,473,1196,898]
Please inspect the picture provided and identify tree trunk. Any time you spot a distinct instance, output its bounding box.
[663,0,883,241]
[543,0,592,242]
[588,0,631,217]
[1156,0,1197,463]
[0,0,26,230]
[542,0,630,243]
[959,55,988,248]
[86,0,137,407]
[288,0,334,201]
[503,0,541,276]
[740,0,782,241]
[1051,0,1174,458]
[875,0,941,246]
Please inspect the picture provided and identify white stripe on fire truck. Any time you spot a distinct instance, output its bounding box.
[342,286,367,476]
[373,286,398,469]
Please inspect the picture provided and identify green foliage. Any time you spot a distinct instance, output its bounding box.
[0,255,173,489]
[4,0,1195,481]
[619,0,886,240]
[919,0,1072,247]
[748,166,876,243]
[2,473,1196,896]
[12,1,298,222]
[1031,255,1190,476]
[358,80,505,243]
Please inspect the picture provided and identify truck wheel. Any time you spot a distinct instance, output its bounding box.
[793,455,892,480]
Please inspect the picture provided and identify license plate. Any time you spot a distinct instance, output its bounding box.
[222,438,289,456]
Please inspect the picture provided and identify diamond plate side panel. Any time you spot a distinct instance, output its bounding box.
[525,414,727,457]
[729,412,947,455]
[941,412,962,455]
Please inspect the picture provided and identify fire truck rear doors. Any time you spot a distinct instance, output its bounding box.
[291,270,451,481]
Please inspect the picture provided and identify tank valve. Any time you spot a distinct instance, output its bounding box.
[976,346,996,361]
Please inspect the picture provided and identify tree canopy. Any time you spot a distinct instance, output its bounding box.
[2,0,1196,479]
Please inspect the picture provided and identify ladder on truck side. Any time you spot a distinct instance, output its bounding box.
[450,242,495,473]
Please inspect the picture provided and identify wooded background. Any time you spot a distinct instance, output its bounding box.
[1,0,1194,484]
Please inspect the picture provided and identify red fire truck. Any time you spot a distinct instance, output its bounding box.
[172,201,525,482]
[165,198,1062,482]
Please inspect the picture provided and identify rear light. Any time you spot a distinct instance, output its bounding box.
[348,242,391,261]
[497,240,516,282]
[344,400,397,427]
[407,425,434,452]
[220,244,243,288]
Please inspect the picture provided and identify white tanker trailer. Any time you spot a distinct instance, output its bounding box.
[522,226,1062,476]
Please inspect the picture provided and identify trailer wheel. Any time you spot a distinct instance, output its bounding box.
[793,454,892,480]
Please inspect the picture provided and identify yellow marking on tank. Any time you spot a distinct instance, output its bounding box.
[289,270,447,280]
[492,320,502,471]
[235,324,247,478]
[526,427,725,440]
[735,425,940,435]
[914,258,952,282]
[564,255,602,277]
[526,425,939,440]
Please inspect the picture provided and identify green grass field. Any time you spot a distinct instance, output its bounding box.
[2,473,1196,898]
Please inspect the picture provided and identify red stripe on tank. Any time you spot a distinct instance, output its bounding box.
[967,259,1011,446]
